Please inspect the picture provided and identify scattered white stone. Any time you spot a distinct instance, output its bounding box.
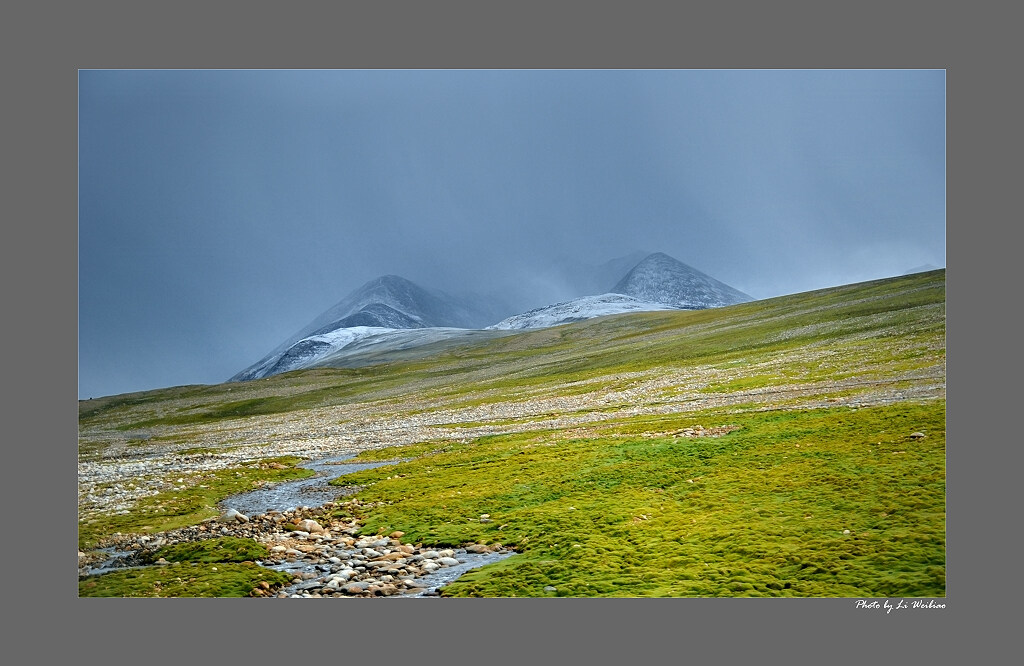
[220,508,248,523]
[297,519,324,533]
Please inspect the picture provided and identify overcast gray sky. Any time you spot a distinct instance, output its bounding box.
[78,69,945,399]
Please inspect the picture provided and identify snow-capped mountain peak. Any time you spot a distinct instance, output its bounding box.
[232,253,754,382]
[610,252,751,309]
[231,275,503,381]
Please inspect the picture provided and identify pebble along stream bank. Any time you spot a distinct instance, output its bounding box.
[80,500,514,598]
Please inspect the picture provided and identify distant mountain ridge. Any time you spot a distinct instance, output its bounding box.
[232,252,753,381]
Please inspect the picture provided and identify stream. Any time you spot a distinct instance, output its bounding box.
[218,454,396,517]
[84,453,514,597]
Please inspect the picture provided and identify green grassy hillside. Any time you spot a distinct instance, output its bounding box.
[79,269,945,597]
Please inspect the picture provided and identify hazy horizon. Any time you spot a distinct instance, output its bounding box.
[79,70,945,399]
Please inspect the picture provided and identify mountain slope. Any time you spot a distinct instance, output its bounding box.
[233,255,751,382]
[295,275,499,337]
[232,275,504,381]
[81,271,945,598]
[243,326,396,379]
[81,270,945,598]
[489,252,752,332]
[610,252,752,309]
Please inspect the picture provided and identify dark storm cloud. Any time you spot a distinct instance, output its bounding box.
[78,69,945,399]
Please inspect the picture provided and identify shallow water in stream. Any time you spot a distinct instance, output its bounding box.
[219,454,396,516]
[84,453,515,596]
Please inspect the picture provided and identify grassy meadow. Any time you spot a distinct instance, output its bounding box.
[79,269,945,597]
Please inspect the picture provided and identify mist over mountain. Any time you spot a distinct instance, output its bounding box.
[488,251,750,330]
[231,276,507,381]
[297,275,503,335]
[610,252,753,309]
[232,252,755,381]
[544,250,652,299]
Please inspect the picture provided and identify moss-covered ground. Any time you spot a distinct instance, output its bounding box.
[336,401,944,597]
[79,270,945,597]
[79,562,292,597]
[80,538,294,598]
[141,536,272,564]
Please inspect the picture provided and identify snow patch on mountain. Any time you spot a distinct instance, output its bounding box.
[312,328,513,368]
[231,275,507,381]
[487,293,676,331]
[232,254,755,382]
[234,326,397,380]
